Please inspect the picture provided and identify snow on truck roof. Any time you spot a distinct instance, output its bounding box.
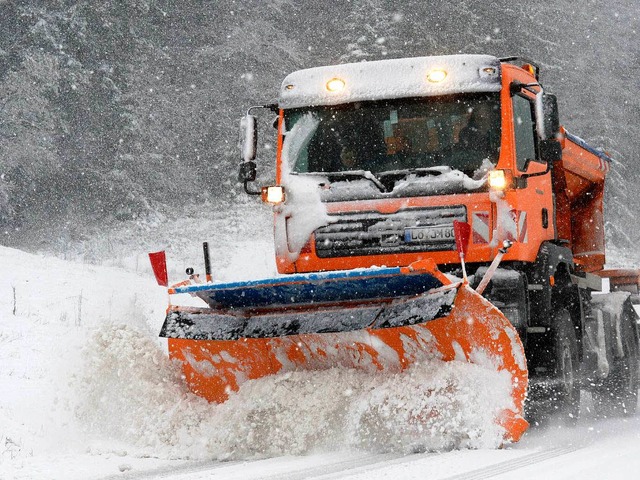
[278,54,502,109]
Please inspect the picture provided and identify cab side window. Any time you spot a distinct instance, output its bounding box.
[512,95,537,171]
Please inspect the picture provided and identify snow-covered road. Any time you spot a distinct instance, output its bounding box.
[97,414,640,480]
[92,411,640,480]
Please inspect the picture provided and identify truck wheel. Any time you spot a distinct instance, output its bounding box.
[550,308,581,424]
[593,312,639,417]
[526,308,580,425]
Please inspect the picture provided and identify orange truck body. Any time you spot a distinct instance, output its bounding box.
[273,61,608,277]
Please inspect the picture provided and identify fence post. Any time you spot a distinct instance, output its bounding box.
[77,290,83,326]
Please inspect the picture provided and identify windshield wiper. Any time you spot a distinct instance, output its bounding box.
[377,166,450,180]
[294,167,450,192]
[298,170,388,192]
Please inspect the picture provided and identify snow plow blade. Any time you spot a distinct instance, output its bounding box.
[160,259,528,442]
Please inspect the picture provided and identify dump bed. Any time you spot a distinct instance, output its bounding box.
[554,129,611,272]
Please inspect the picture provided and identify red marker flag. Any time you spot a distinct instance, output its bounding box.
[453,220,471,256]
[149,251,168,287]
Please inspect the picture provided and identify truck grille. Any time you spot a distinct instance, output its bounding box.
[315,205,467,258]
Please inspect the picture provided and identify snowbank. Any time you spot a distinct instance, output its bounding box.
[0,247,166,454]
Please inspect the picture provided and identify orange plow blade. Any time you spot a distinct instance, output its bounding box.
[162,266,528,442]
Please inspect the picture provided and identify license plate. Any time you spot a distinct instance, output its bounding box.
[404,226,455,243]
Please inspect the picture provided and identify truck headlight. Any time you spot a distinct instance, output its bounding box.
[488,170,508,190]
[262,185,286,204]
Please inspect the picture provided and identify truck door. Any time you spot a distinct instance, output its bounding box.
[507,90,555,255]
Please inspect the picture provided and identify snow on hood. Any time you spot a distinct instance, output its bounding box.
[392,167,487,195]
[279,54,501,109]
[299,166,489,202]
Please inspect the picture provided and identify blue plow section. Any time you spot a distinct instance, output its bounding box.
[169,266,445,310]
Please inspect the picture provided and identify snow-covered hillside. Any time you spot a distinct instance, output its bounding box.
[0,246,168,477]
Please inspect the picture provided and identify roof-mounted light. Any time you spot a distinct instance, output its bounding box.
[427,69,447,83]
[325,78,346,93]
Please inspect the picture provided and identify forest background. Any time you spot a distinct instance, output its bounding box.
[0,0,637,256]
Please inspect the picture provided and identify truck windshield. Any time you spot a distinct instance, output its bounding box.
[284,93,501,180]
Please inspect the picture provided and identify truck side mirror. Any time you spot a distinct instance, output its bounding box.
[237,104,279,196]
[238,160,257,182]
[238,114,261,194]
[514,82,558,142]
[543,94,560,139]
[240,114,257,162]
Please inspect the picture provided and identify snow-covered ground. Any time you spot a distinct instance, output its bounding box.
[2,203,640,479]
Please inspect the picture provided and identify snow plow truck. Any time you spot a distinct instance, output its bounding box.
[151,54,640,443]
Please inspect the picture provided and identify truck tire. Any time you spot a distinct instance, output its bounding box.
[526,308,580,425]
[550,308,581,424]
[592,311,639,417]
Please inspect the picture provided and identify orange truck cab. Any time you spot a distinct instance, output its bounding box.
[239,54,639,420]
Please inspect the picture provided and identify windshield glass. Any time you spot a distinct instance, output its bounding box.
[284,93,501,179]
